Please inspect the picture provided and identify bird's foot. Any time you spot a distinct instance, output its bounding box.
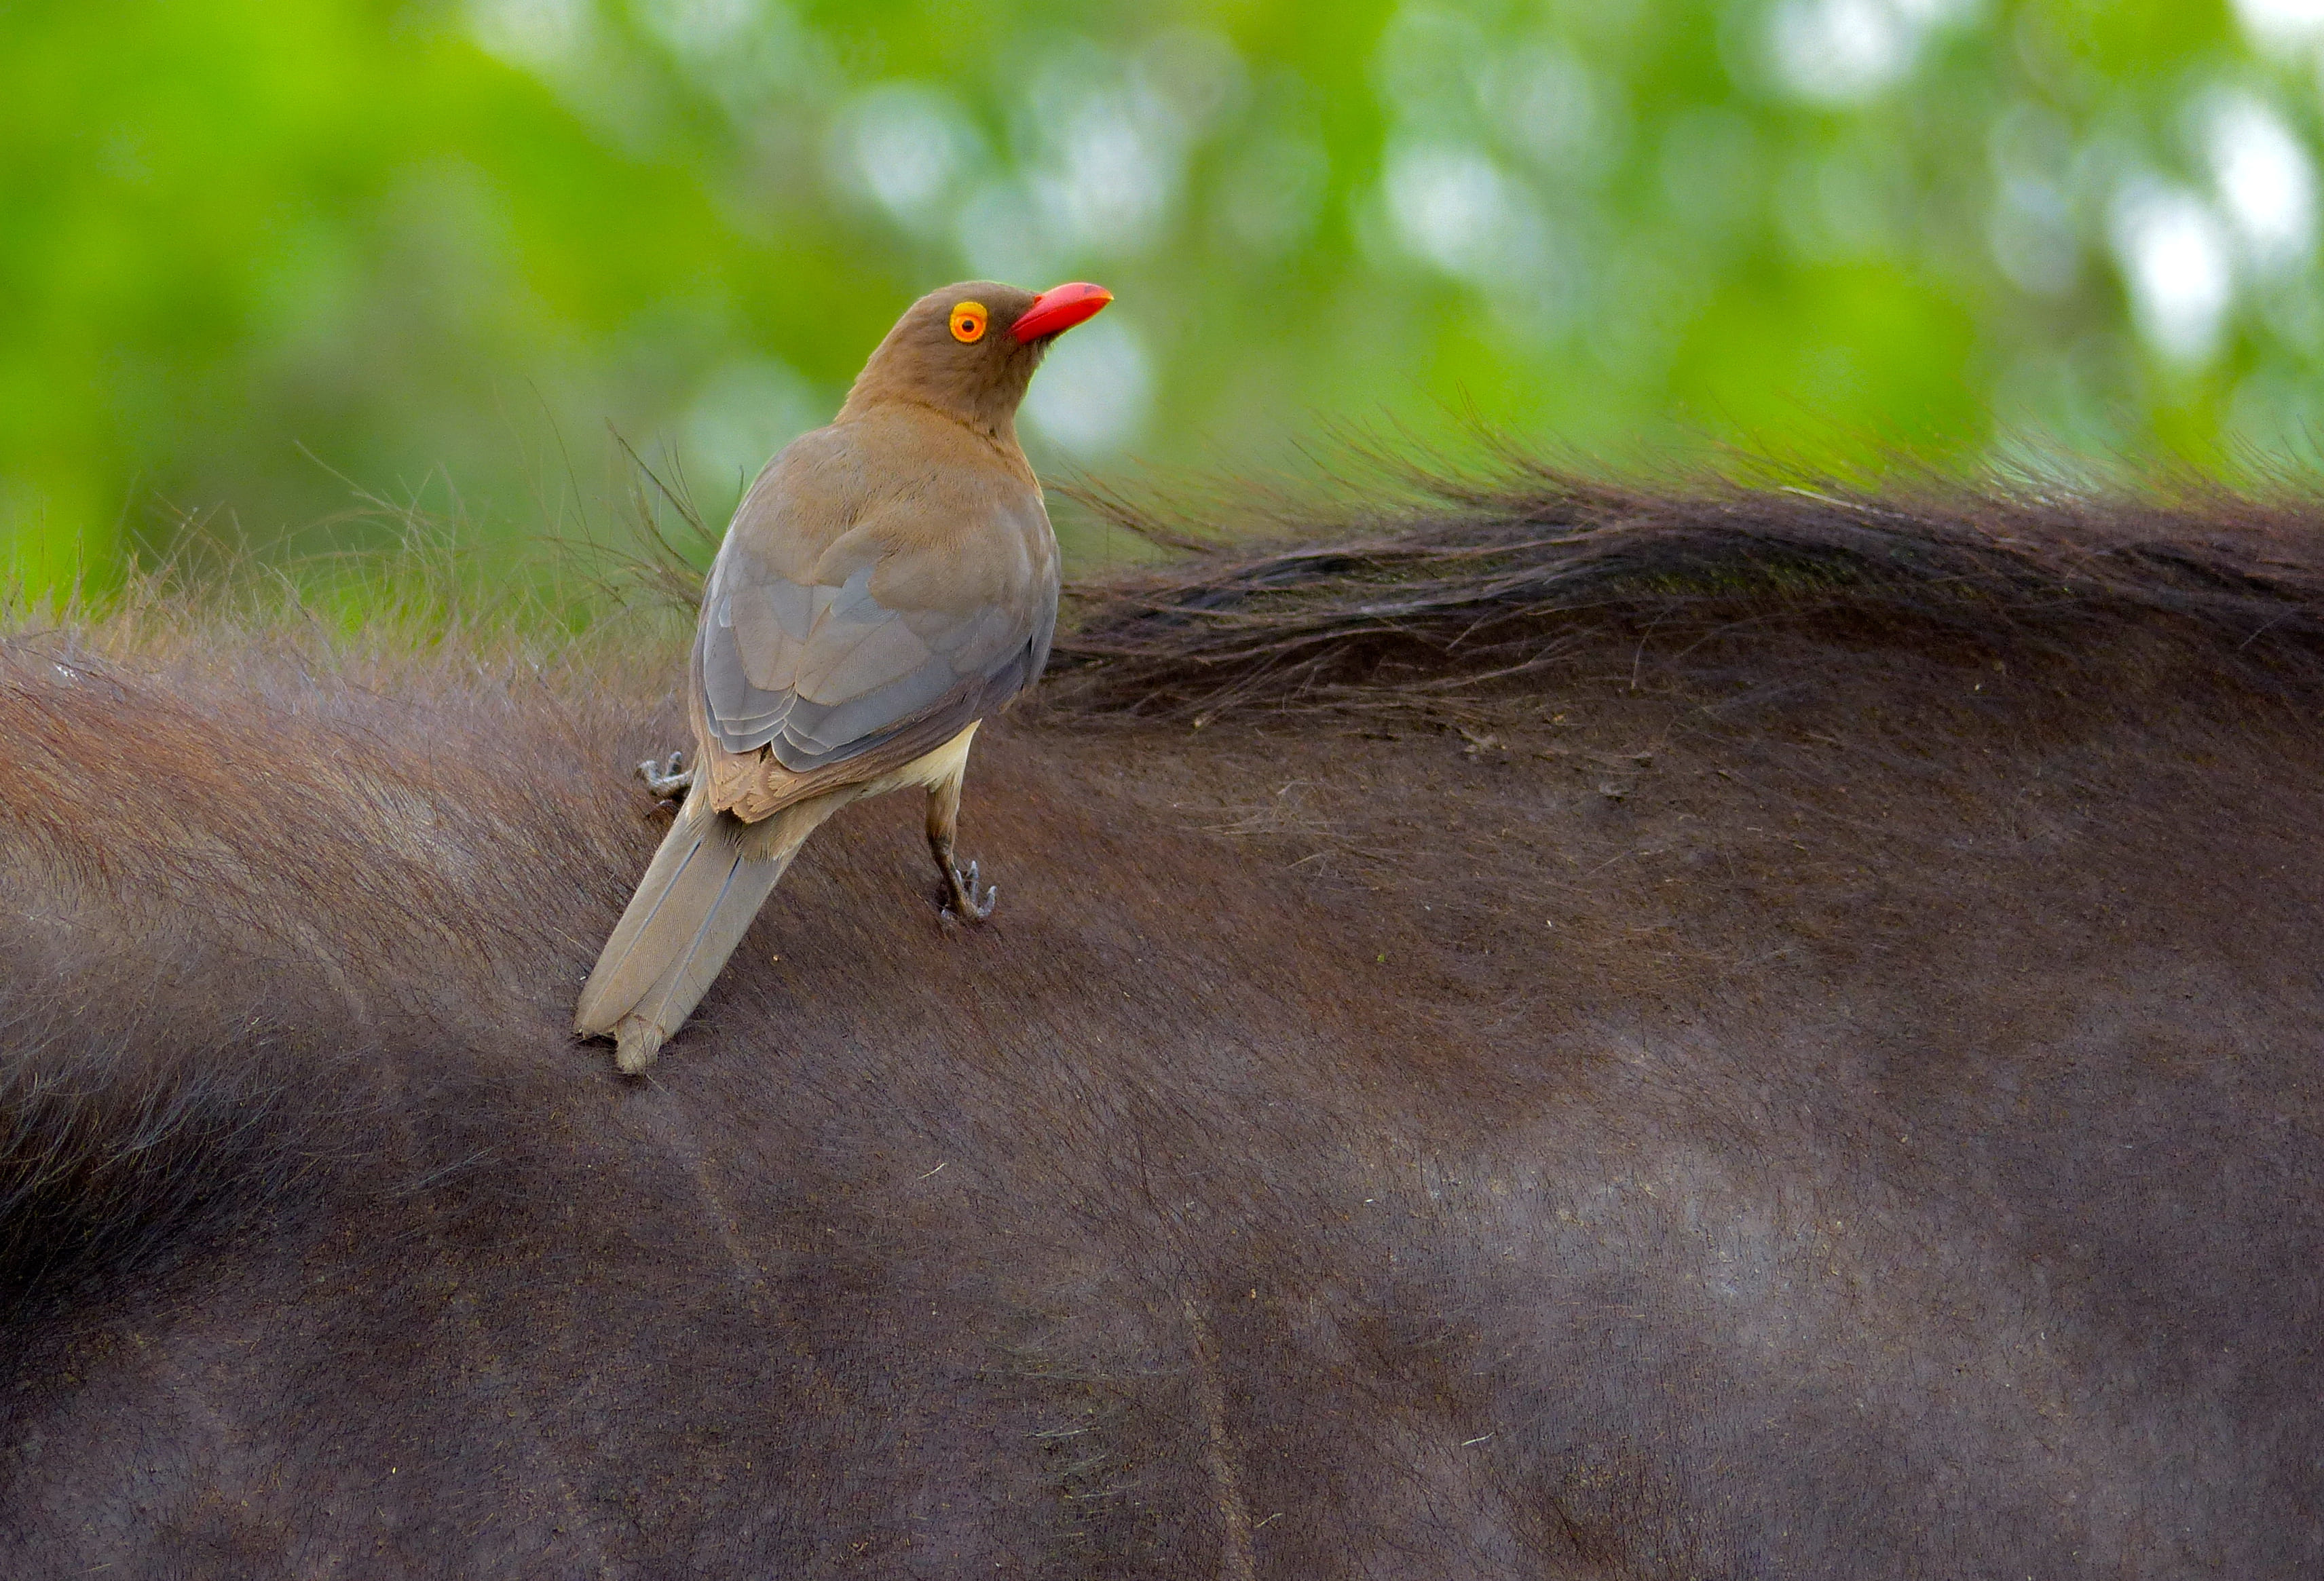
[637,750,692,801]
[938,860,998,926]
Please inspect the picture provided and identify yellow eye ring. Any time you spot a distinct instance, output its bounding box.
[949,301,988,343]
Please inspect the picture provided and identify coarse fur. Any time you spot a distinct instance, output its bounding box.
[3,460,2323,1576]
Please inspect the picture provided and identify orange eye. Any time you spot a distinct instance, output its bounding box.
[949,301,988,343]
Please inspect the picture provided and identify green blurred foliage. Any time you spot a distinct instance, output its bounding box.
[8,0,2324,589]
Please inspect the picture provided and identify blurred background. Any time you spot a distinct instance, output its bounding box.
[10,0,2324,590]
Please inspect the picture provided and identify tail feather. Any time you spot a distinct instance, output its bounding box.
[576,797,814,1073]
[576,801,733,1030]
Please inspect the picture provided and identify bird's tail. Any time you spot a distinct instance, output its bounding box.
[576,793,824,1073]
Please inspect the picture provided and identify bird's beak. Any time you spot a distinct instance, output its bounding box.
[1011,282,1112,343]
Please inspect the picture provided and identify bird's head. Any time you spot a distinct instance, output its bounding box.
[840,280,1112,442]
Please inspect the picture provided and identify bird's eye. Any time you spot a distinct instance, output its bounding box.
[950,302,988,343]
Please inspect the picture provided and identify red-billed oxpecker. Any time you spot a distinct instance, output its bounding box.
[576,280,1111,1073]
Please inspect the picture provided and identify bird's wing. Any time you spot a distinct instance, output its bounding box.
[693,427,1056,778]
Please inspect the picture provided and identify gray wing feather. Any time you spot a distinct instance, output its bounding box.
[698,548,1048,772]
[1024,592,1057,685]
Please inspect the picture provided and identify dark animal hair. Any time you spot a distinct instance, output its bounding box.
[5,459,2323,1576]
[1051,458,2324,713]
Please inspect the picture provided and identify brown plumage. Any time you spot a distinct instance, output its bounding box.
[575,279,1112,1073]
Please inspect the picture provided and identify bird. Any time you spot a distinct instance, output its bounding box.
[576,279,1112,1074]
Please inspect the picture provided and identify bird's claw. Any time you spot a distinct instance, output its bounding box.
[939,860,998,925]
[637,750,692,801]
